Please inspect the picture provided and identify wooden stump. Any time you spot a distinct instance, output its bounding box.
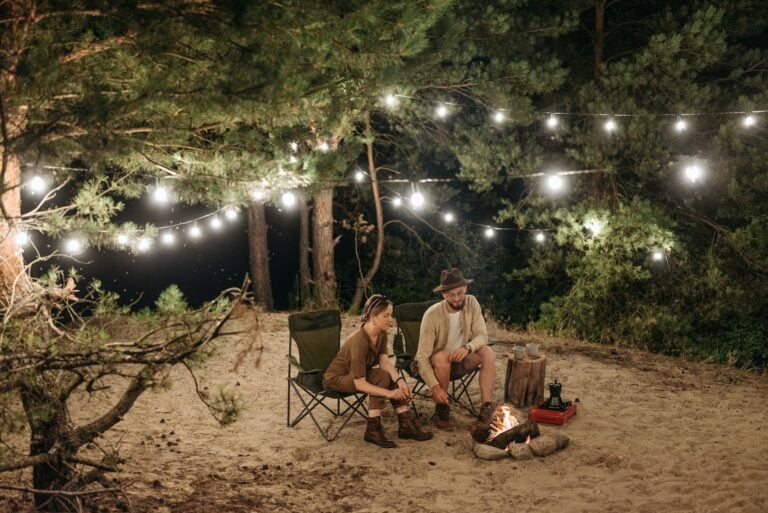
[504,353,546,407]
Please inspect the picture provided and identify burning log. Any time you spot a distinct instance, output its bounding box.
[486,419,540,450]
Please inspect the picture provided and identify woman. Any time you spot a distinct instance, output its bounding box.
[324,294,433,448]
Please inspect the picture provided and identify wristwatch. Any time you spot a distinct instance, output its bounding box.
[464,343,472,353]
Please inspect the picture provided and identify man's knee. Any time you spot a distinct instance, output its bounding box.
[476,345,495,362]
[431,351,450,370]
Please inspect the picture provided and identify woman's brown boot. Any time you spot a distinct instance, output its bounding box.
[364,417,397,448]
[397,410,433,441]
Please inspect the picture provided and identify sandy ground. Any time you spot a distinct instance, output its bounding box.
[2,309,768,513]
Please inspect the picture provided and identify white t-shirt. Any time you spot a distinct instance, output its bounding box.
[445,311,464,352]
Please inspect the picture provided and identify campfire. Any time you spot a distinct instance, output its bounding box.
[472,404,570,460]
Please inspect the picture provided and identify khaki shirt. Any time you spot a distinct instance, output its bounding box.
[324,327,387,388]
[415,294,488,389]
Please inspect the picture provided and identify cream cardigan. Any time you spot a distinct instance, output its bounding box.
[414,294,488,389]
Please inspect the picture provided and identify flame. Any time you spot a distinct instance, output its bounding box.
[488,405,520,441]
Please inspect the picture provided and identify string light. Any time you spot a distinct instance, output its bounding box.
[534,232,546,243]
[435,104,449,119]
[410,191,425,209]
[161,232,176,245]
[210,215,223,229]
[545,115,559,129]
[484,227,496,239]
[545,174,564,192]
[153,186,171,204]
[224,207,238,220]
[674,119,688,132]
[683,164,704,183]
[492,110,506,124]
[603,118,618,133]
[64,239,84,254]
[443,212,455,223]
[27,176,47,194]
[281,191,297,208]
[137,237,152,252]
[743,114,757,127]
[15,231,29,246]
[384,94,399,108]
[189,224,202,239]
[651,250,664,261]
[391,197,402,207]
[354,170,366,183]
[116,233,129,246]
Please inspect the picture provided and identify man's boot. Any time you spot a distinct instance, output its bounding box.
[397,410,433,441]
[364,417,397,448]
[433,403,453,431]
[469,401,496,443]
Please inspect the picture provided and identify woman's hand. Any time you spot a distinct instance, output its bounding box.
[397,379,412,401]
[389,387,409,401]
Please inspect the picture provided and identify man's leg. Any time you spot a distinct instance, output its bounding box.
[429,351,453,430]
[475,345,496,404]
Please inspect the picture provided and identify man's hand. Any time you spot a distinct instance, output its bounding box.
[449,346,470,363]
[431,384,449,404]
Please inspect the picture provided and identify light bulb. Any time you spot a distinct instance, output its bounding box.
[674,119,688,132]
[493,110,505,124]
[384,94,399,108]
[651,251,664,262]
[210,216,222,229]
[546,175,564,191]
[189,225,202,238]
[282,191,297,207]
[137,237,152,252]
[484,227,495,239]
[534,232,546,243]
[604,118,617,133]
[354,170,366,182]
[435,104,449,119]
[546,115,559,129]
[443,212,455,223]
[684,164,703,182]
[224,207,238,220]
[161,232,175,245]
[392,197,402,207]
[116,233,129,245]
[410,192,425,208]
[65,239,83,254]
[153,186,170,204]
[28,175,47,194]
[15,231,29,246]
[743,115,756,127]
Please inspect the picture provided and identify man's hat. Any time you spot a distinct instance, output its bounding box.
[433,267,474,293]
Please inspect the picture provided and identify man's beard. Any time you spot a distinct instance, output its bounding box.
[447,299,465,311]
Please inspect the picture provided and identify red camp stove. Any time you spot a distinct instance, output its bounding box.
[529,378,577,425]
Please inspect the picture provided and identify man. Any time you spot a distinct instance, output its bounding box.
[414,268,496,438]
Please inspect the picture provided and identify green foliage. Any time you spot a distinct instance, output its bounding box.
[154,285,190,314]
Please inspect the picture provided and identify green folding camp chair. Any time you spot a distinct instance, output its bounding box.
[287,309,367,441]
[393,301,480,416]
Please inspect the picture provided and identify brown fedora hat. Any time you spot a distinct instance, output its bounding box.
[433,267,474,293]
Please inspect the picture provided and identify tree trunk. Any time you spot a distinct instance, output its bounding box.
[594,0,607,79]
[298,196,311,306]
[311,187,337,308]
[19,387,76,512]
[0,1,32,305]
[247,201,274,310]
[504,353,547,407]
[348,116,385,313]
